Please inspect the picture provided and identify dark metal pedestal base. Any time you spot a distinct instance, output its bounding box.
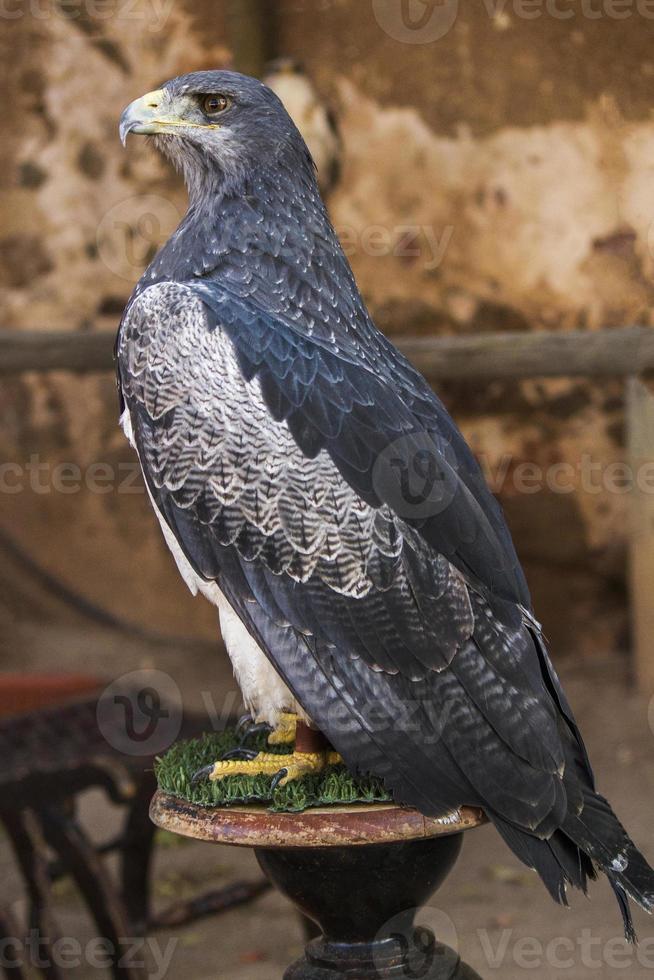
[256,835,483,980]
[283,936,481,979]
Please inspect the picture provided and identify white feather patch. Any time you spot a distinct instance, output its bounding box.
[120,405,303,726]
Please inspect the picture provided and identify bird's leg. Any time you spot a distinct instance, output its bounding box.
[267,711,298,746]
[193,722,342,788]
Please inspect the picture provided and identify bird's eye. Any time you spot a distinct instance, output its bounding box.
[201,94,230,116]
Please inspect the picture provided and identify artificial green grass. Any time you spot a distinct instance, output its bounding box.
[155,728,392,813]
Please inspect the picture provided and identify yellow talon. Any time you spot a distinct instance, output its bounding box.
[267,712,298,746]
[275,750,343,786]
[207,749,343,786]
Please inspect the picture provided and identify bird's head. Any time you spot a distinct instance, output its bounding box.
[119,70,314,198]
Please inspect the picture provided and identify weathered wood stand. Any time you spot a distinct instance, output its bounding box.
[151,792,485,979]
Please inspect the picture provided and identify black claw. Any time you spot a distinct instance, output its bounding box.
[235,714,273,743]
[220,747,259,762]
[244,722,273,738]
[235,713,254,736]
[191,764,215,786]
[270,768,288,791]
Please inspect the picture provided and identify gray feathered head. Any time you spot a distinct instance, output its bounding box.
[119,70,315,197]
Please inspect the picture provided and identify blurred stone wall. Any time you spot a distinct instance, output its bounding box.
[3,0,654,656]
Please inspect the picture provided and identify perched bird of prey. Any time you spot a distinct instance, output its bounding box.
[263,57,341,196]
[117,71,654,937]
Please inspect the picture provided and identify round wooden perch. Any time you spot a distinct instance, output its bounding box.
[150,792,484,848]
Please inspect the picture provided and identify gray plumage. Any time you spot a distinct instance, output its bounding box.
[117,70,654,938]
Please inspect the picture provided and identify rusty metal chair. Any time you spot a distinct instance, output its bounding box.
[0,691,268,979]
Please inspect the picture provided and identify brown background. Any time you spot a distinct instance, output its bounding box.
[3,0,654,660]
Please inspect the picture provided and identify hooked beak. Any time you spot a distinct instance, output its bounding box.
[119,89,176,145]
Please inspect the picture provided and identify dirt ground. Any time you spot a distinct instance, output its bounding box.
[1,623,654,980]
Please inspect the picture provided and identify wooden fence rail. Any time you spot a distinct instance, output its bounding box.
[2,325,654,380]
[0,331,115,376]
[2,324,654,694]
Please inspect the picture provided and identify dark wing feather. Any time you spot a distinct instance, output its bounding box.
[190,278,530,617]
[118,281,566,819]
[117,280,654,935]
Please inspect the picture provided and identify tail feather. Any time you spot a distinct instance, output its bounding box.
[547,828,595,894]
[610,880,637,945]
[493,816,588,906]
[563,790,654,917]
[493,817,568,905]
[528,628,654,940]
[492,788,654,942]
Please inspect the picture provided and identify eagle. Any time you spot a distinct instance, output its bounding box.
[117,70,654,937]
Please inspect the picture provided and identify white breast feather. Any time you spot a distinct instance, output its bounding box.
[119,405,302,727]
